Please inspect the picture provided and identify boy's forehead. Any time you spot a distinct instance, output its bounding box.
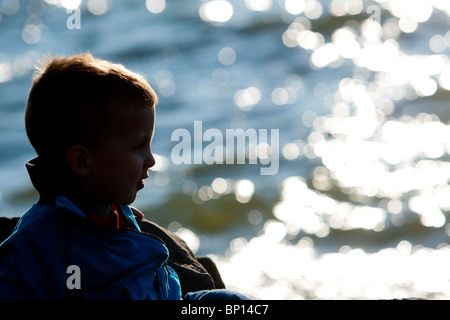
[102,104,154,138]
[116,105,153,125]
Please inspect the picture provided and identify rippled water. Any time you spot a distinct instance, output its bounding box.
[2,0,450,299]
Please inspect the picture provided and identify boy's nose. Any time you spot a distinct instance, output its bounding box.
[145,152,156,169]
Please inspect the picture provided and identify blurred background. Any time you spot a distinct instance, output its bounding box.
[2,0,450,299]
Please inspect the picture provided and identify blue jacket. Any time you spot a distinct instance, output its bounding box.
[0,195,182,300]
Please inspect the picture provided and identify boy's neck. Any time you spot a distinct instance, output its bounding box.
[70,197,112,216]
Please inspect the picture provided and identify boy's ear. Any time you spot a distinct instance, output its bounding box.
[66,144,91,176]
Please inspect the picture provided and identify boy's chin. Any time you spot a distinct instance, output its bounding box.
[122,194,138,205]
[113,192,138,206]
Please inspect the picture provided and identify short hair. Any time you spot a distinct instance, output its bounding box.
[25,53,157,167]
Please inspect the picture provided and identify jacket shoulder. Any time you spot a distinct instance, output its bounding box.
[0,204,67,299]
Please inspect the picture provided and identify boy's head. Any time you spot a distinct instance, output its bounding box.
[25,53,157,205]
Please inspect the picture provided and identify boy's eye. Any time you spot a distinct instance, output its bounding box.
[135,141,147,149]
[134,137,150,149]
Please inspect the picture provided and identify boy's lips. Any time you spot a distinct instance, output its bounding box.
[137,174,149,190]
[137,180,145,190]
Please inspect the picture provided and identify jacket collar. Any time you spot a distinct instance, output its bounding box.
[26,157,56,204]
[26,157,73,205]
